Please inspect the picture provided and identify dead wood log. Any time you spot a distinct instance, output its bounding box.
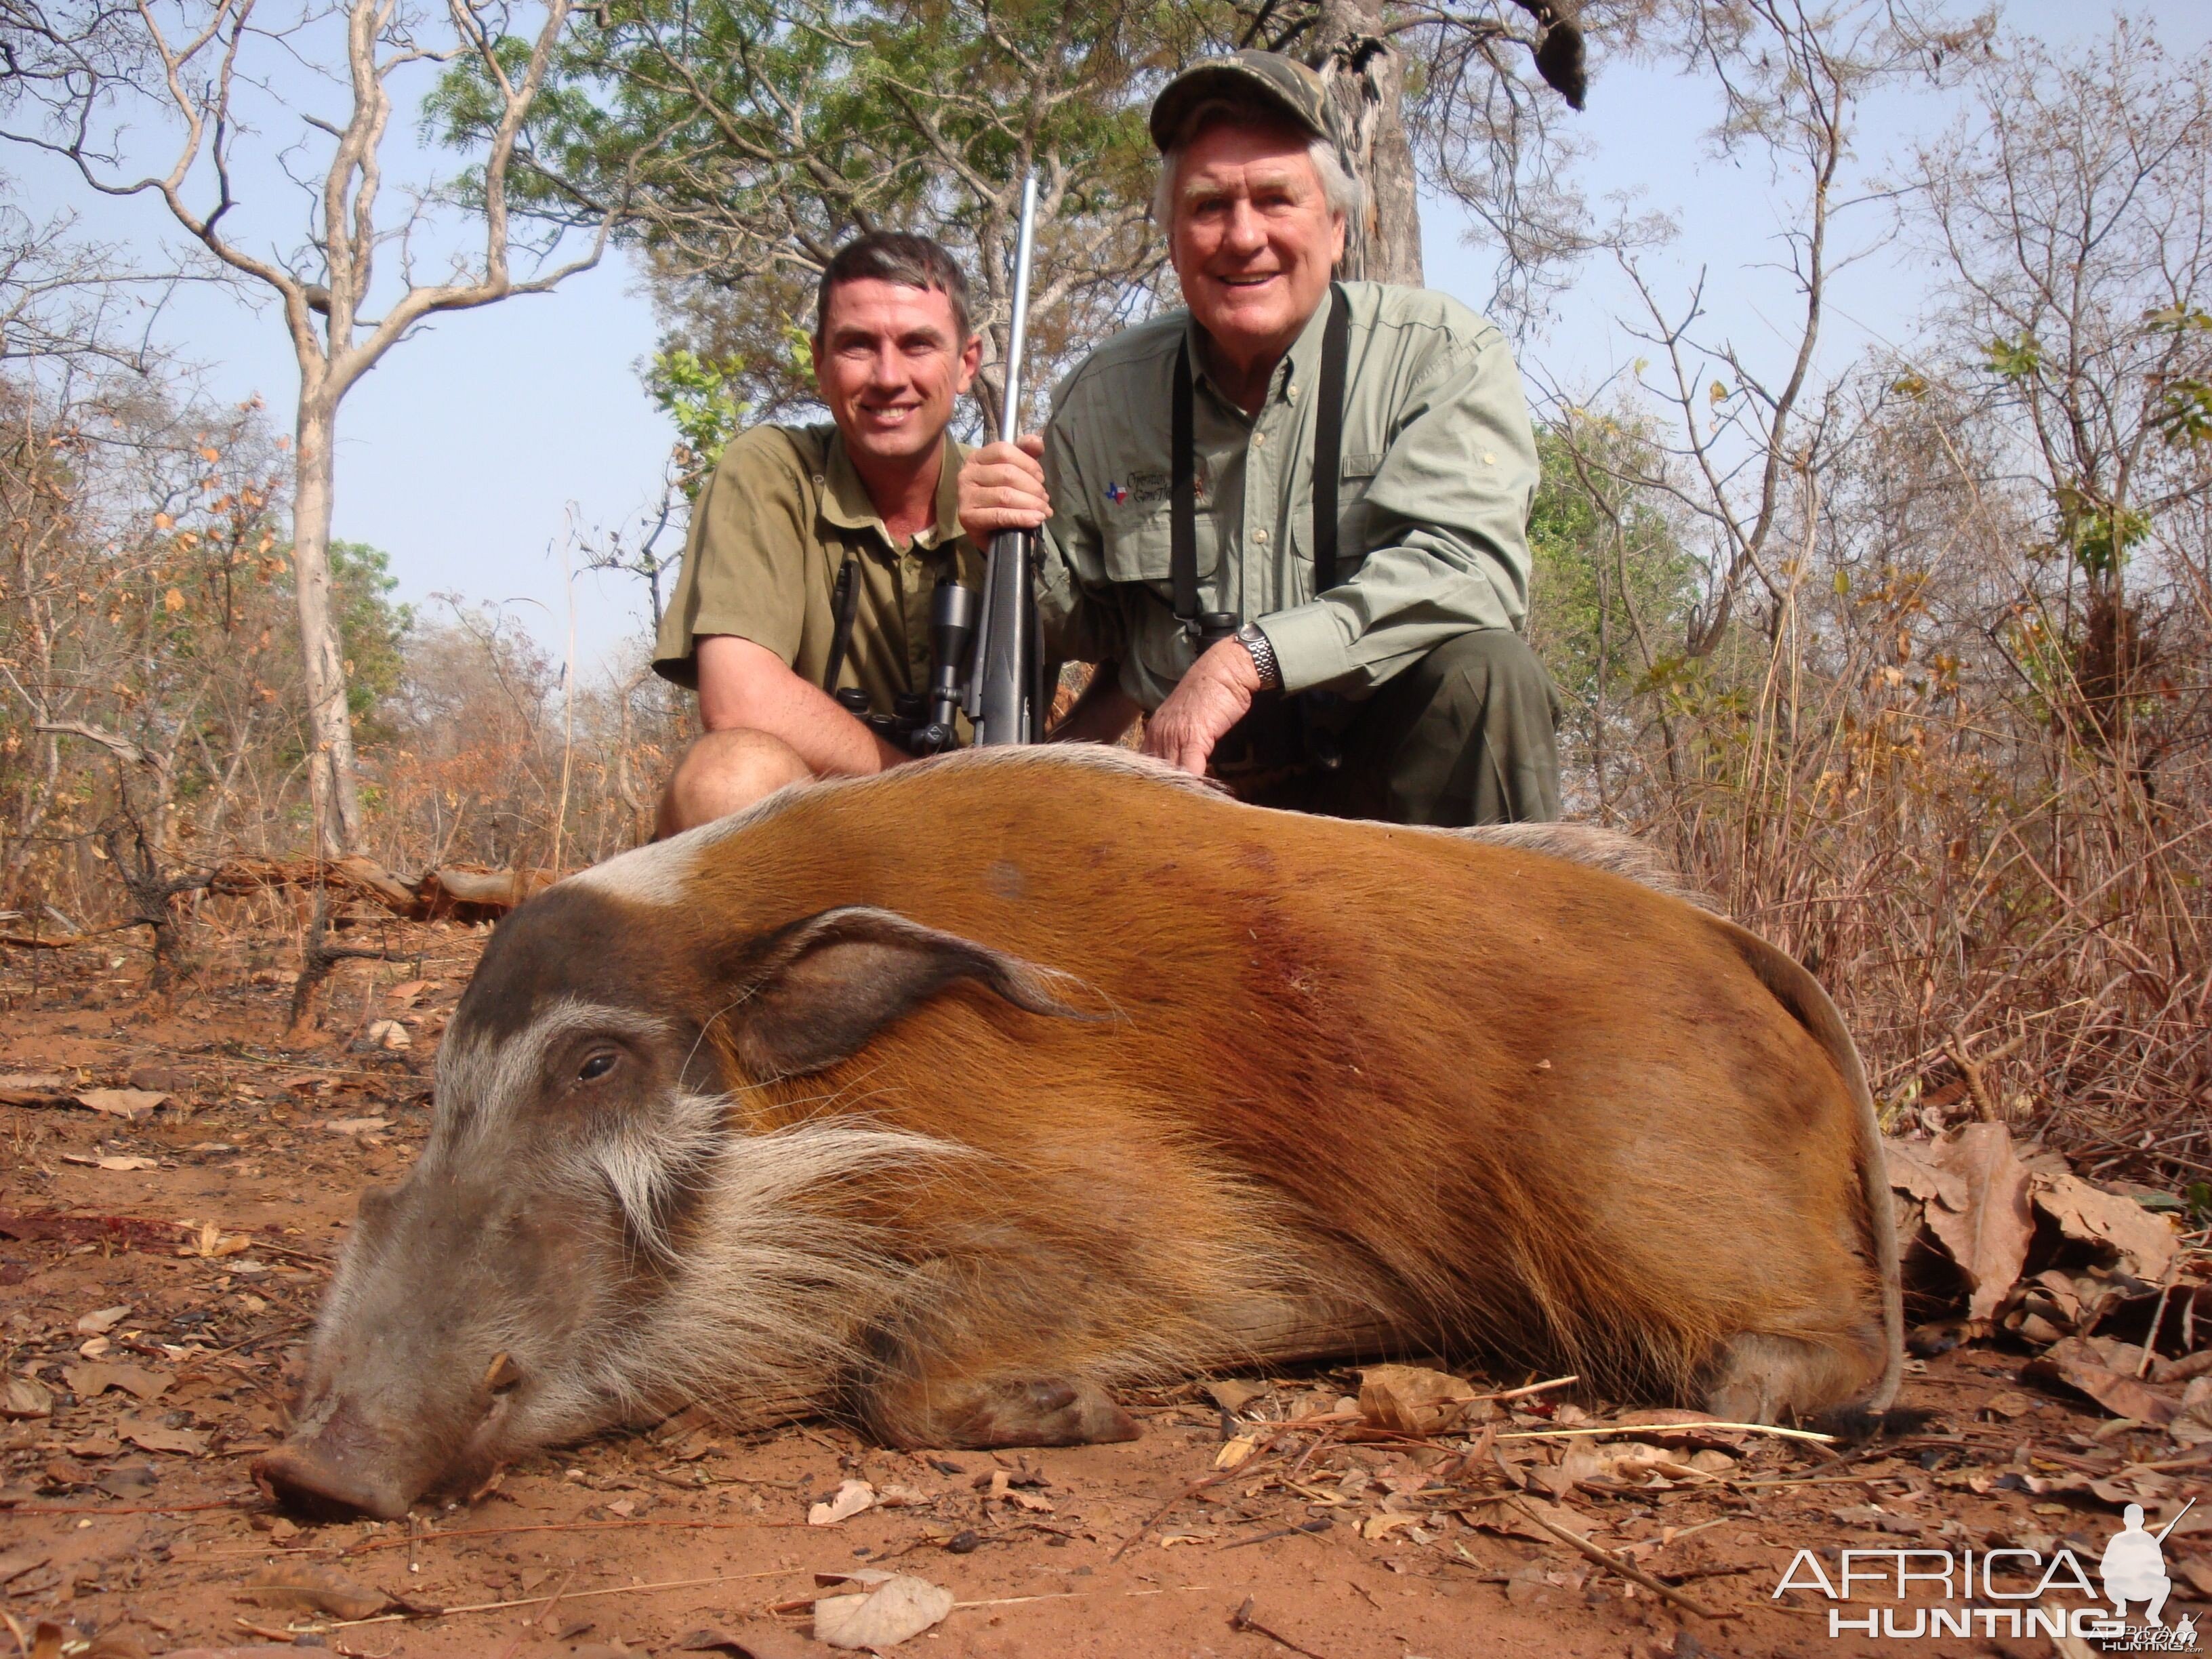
[201,856,560,923]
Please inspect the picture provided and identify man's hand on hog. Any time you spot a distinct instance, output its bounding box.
[1142,637,1262,777]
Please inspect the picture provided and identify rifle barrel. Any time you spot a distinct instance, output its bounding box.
[998,173,1040,442]
[971,171,1042,745]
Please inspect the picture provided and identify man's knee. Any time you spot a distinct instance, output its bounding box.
[1365,629,1562,827]
[657,729,814,837]
[1418,629,1557,712]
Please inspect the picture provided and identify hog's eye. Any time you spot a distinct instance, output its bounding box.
[577,1051,619,1083]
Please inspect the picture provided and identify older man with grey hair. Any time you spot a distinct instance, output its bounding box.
[958,49,1561,825]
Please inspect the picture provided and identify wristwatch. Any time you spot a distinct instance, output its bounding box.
[1233,620,1282,691]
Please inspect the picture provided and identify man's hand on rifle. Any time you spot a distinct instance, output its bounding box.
[1143,638,1261,777]
[958,434,1051,541]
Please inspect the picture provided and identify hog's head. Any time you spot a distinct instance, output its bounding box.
[253,865,1082,1519]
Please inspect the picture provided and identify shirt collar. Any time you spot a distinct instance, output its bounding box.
[818,428,966,552]
[1183,289,1337,418]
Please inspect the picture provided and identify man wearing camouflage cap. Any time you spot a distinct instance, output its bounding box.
[958,50,1561,825]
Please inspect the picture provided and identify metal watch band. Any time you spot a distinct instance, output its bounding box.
[1235,621,1281,690]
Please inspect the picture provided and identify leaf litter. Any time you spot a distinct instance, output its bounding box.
[6,931,2212,1654]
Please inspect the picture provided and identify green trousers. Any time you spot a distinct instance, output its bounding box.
[1219,630,1563,827]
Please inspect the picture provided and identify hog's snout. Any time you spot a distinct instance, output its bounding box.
[253,1435,416,1521]
[253,1397,428,1521]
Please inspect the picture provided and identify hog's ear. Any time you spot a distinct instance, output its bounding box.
[727,905,1094,1078]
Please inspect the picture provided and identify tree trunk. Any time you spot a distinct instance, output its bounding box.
[291,399,365,859]
[1309,0,1423,285]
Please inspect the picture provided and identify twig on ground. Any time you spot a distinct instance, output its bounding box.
[1499,1421,1835,1446]
[1109,1451,1283,1565]
[1230,1595,1334,1659]
[328,1567,805,1630]
[494,1568,571,1659]
[1218,1518,1334,1551]
[1506,1498,1724,1620]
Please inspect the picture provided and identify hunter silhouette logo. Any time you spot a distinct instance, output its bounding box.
[2104,1502,2182,1625]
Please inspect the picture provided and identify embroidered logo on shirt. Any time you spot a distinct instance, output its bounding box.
[1105,480,1128,504]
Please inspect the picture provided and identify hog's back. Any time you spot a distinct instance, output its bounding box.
[673,753,1879,1374]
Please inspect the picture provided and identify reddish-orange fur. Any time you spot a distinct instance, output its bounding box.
[258,747,1900,1519]
[669,749,1899,1431]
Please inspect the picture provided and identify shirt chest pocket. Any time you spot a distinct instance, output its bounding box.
[1289,450,1385,567]
[1100,499,1222,593]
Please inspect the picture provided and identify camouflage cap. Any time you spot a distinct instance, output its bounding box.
[1149,50,1332,152]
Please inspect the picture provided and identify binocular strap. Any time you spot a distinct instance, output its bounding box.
[1170,283,1353,634]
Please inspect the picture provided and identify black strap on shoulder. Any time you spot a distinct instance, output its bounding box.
[1312,283,1351,594]
[1170,283,1353,631]
[822,554,860,693]
[1170,341,1200,629]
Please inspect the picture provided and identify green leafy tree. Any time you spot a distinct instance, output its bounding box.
[647,347,752,491]
[326,542,413,739]
[434,0,1614,424]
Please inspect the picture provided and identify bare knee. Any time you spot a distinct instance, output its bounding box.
[656,729,814,837]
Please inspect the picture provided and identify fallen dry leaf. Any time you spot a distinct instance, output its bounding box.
[1360,1511,1428,1541]
[181,1219,252,1258]
[62,1153,160,1171]
[118,1418,207,1456]
[672,1623,820,1658]
[74,1304,131,1335]
[1458,1495,1589,1543]
[1885,1138,1966,1209]
[808,1477,876,1526]
[2032,1171,2178,1282]
[64,1361,170,1402]
[1359,1364,1477,1435]
[1214,1434,1258,1470]
[1831,1504,1923,1536]
[363,1019,411,1050]
[322,1117,390,1136]
[2024,1337,2180,1425]
[74,1088,167,1121]
[242,1565,392,1621]
[2,1376,53,1419]
[813,1573,954,1650]
[1923,1122,2034,1319]
[1206,1378,1270,1415]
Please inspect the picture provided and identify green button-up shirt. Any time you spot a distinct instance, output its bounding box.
[1036,281,1539,708]
[652,423,982,722]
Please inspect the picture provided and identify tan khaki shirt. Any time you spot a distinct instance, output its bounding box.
[1036,282,1539,709]
[653,424,983,718]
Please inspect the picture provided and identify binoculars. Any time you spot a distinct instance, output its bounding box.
[836,577,979,757]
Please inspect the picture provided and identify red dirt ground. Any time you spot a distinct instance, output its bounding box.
[2,925,2205,1658]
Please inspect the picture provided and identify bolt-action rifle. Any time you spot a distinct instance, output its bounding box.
[964,172,1045,746]
[829,174,1041,755]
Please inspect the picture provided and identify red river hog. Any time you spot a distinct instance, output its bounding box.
[254,745,1902,1519]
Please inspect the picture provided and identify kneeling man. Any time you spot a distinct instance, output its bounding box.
[960,52,1561,825]
[653,233,984,834]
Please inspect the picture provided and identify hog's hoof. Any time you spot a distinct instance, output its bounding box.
[884,1375,1142,1450]
[1703,1331,1879,1423]
[253,1439,416,1521]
